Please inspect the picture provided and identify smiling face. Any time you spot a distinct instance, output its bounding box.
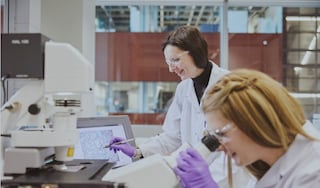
[163,45,203,80]
[205,111,265,167]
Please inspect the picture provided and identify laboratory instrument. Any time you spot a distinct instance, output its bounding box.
[103,134,220,188]
[1,33,94,174]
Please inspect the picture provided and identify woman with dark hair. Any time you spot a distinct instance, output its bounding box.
[109,25,249,187]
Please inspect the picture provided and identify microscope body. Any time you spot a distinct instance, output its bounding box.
[1,35,94,174]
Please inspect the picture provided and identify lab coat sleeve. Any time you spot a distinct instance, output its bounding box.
[138,83,184,157]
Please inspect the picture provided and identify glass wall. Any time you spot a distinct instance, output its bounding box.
[283,8,320,118]
[94,5,222,121]
[95,81,177,115]
[284,8,320,93]
[95,2,320,123]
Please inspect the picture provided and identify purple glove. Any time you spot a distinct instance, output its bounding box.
[173,148,219,188]
[108,137,135,157]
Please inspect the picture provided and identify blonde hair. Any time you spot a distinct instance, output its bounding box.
[201,69,312,179]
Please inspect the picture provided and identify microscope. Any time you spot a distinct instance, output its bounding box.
[1,33,94,174]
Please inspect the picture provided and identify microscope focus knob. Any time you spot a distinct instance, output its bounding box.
[28,104,41,115]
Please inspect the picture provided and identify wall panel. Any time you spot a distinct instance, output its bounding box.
[96,32,282,82]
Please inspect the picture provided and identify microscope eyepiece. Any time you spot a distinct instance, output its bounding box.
[201,134,220,152]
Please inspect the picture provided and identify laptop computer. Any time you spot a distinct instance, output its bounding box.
[74,115,136,168]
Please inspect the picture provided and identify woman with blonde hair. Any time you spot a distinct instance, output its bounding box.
[174,69,320,188]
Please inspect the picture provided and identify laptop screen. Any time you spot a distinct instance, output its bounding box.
[74,115,136,168]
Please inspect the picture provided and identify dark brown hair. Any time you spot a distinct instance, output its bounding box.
[162,25,209,68]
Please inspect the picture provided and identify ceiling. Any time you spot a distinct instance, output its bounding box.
[95,5,268,32]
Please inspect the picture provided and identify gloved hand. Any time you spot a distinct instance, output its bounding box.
[173,148,219,188]
[108,137,135,158]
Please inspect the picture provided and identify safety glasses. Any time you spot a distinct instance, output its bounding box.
[203,124,234,143]
[165,51,189,66]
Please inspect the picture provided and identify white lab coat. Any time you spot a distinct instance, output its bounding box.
[139,62,228,156]
[254,121,320,188]
[139,62,251,187]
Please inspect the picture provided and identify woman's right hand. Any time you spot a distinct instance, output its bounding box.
[108,137,136,157]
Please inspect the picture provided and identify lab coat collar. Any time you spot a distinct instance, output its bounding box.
[200,61,229,108]
[206,62,225,88]
[255,121,315,187]
[176,76,201,113]
[184,61,228,113]
[185,79,201,112]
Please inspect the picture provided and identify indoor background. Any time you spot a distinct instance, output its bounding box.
[1,0,319,127]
